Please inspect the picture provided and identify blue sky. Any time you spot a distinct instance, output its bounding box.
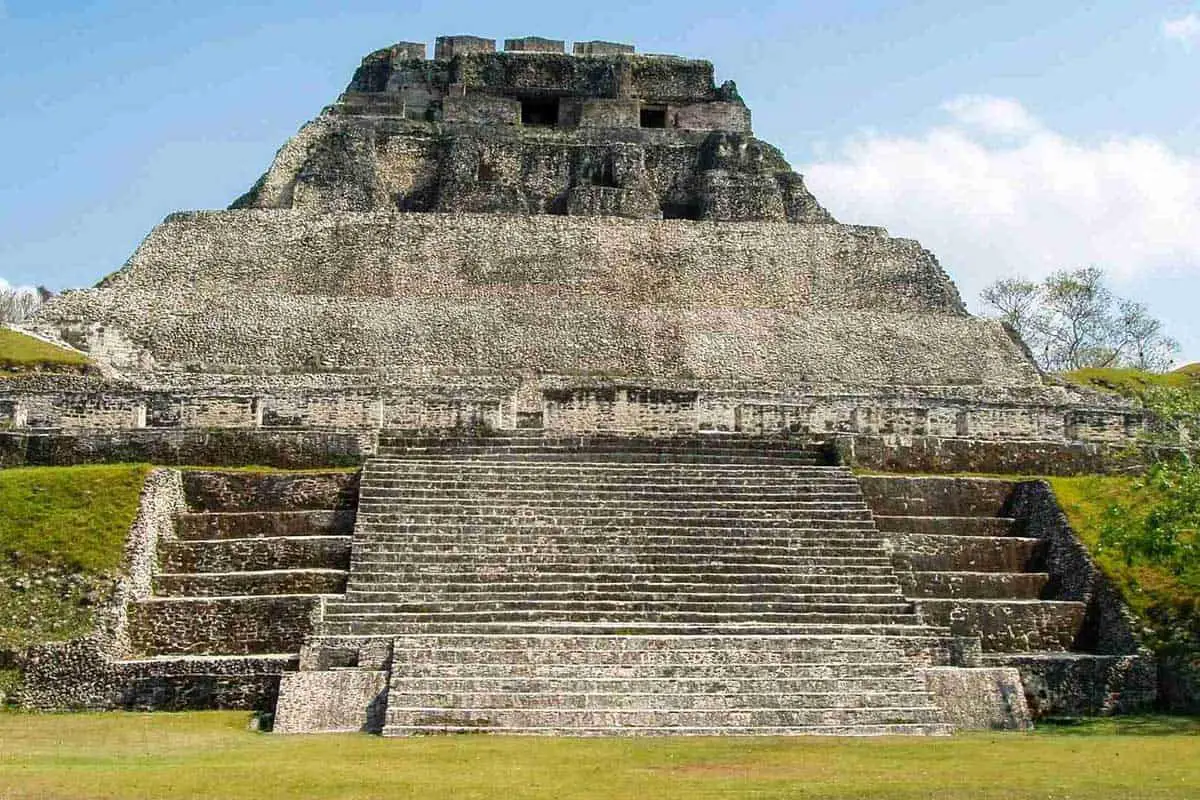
[1,1,1198,362]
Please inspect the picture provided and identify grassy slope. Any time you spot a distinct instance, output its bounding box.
[0,465,150,657]
[1,712,1197,800]
[0,327,88,373]
[1047,475,1173,618]
[1063,364,1200,397]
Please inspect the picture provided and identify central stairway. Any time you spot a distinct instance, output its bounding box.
[316,433,955,735]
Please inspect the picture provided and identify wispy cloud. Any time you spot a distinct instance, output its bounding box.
[1163,13,1200,45]
[803,96,1200,308]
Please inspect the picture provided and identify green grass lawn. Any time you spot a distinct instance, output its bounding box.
[0,327,89,373]
[0,712,1197,800]
[0,465,150,660]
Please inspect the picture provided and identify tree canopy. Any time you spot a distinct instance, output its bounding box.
[981,267,1178,373]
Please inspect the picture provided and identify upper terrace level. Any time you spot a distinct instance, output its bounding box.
[336,35,750,134]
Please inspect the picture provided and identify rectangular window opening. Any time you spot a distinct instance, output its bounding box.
[640,106,668,128]
[521,97,560,127]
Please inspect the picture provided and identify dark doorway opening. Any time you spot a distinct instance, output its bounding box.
[661,201,702,220]
[640,106,668,128]
[590,158,618,188]
[521,97,560,127]
[477,160,498,182]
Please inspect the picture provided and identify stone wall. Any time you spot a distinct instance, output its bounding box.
[33,211,1049,386]
[0,429,368,468]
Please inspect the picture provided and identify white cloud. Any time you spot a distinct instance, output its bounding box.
[803,96,1200,312]
[942,95,1043,137]
[1163,13,1200,45]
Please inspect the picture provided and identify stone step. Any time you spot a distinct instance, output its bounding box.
[387,676,923,693]
[356,510,875,524]
[382,706,946,729]
[386,690,937,711]
[980,652,1158,717]
[350,543,890,560]
[357,504,871,520]
[368,460,848,476]
[384,633,943,658]
[380,722,953,736]
[905,571,1049,600]
[319,614,916,633]
[159,536,351,573]
[344,589,905,605]
[387,655,920,674]
[350,551,895,566]
[891,534,1043,573]
[346,566,905,584]
[128,595,323,657]
[155,569,348,597]
[108,653,299,712]
[858,477,1014,518]
[350,531,890,547]
[355,491,864,503]
[357,516,879,530]
[346,572,902,588]
[359,477,861,491]
[915,599,1086,652]
[326,600,915,616]
[320,622,953,641]
[377,453,827,466]
[354,522,879,535]
[873,515,1023,537]
[362,478,858,492]
[175,510,356,540]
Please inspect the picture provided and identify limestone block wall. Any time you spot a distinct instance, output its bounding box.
[34,212,1049,387]
[0,373,1131,435]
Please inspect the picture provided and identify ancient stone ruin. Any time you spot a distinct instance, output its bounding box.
[7,35,1156,734]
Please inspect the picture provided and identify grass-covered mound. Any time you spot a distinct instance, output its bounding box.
[1,711,1197,800]
[0,327,89,374]
[1051,472,1199,709]
[0,465,151,699]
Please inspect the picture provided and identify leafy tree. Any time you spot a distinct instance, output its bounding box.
[980,267,1178,372]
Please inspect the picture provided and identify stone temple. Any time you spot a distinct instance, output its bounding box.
[7,36,1155,734]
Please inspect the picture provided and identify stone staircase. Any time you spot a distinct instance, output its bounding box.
[860,476,1154,716]
[116,471,356,710]
[305,433,954,735]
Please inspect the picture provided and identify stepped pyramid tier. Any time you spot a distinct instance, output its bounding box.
[7,35,1138,467]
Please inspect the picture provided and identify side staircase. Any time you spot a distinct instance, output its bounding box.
[117,471,356,709]
[861,476,1154,716]
[292,433,957,735]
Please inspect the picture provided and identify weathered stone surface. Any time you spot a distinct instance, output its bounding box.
[274,670,389,733]
[921,667,1031,730]
[984,653,1157,717]
[181,471,359,512]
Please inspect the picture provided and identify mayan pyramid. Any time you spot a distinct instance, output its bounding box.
[11,36,1155,735]
[22,31,1099,450]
